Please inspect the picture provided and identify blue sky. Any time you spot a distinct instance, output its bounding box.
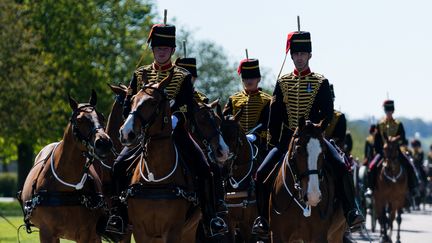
[156,0,432,122]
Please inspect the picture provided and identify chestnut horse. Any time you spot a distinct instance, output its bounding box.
[119,82,229,243]
[270,119,345,243]
[19,91,113,243]
[217,109,259,243]
[373,135,408,243]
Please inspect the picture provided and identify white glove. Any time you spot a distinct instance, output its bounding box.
[246,134,257,142]
[171,115,178,130]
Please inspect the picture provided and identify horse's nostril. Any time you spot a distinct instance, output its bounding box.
[128,132,136,141]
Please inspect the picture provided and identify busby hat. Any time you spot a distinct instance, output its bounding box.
[286,31,312,54]
[383,100,395,112]
[175,58,197,77]
[147,24,176,48]
[411,139,421,148]
[237,59,261,79]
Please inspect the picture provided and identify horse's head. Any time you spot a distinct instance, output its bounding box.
[119,82,169,146]
[217,106,248,173]
[288,118,327,207]
[383,134,401,169]
[68,90,113,159]
[191,100,229,165]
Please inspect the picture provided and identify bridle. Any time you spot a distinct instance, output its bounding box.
[190,105,223,163]
[220,118,255,189]
[128,85,170,140]
[281,133,324,217]
[51,105,107,190]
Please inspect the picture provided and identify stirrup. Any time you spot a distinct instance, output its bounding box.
[347,210,364,232]
[251,216,270,239]
[208,216,228,237]
[105,215,126,234]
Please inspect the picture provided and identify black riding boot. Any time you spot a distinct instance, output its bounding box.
[401,155,420,196]
[340,171,365,232]
[105,154,131,236]
[199,175,228,237]
[251,180,270,239]
[210,162,228,216]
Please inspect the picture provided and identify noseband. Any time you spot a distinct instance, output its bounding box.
[128,86,169,140]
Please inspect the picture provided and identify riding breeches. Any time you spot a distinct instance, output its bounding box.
[255,147,286,183]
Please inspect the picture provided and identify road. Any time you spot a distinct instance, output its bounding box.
[350,204,432,243]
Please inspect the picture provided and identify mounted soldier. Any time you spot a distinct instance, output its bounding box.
[106,22,229,238]
[251,28,364,239]
[368,100,419,196]
[223,57,272,158]
[324,84,348,150]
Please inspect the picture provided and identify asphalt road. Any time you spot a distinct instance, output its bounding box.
[350,204,432,243]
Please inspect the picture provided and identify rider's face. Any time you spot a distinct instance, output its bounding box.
[153,46,174,64]
[242,77,260,92]
[291,52,312,71]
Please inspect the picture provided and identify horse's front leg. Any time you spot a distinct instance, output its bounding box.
[395,209,402,243]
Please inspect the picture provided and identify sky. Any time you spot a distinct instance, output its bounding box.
[156,0,432,122]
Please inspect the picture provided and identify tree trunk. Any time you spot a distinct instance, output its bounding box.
[17,142,33,190]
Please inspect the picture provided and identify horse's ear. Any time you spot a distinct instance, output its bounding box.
[89,89,97,106]
[107,83,127,96]
[68,94,78,111]
[233,108,243,122]
[209,99,219,109]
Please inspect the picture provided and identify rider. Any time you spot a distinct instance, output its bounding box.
[251,30,364,238]
[369,100,419,196]
[175,57,209,104]
[410,139,427,186]
[175,56,228,218]
[107,24,228,237]
[324,84,347,150]
[223,58,272,156]
[364,124,377,166]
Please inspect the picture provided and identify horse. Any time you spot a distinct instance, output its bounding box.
[269,119,346,243]
[217,107,259,243]
[19,90,114,243]
[373,135,408,243]
[118,81,229,243]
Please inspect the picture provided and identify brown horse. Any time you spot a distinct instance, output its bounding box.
[19,91,113,243]
[118,81,229,242]
[217,108,259,243]
[92,83,127,194]
[373,135,408,243]
[270,119,346,243]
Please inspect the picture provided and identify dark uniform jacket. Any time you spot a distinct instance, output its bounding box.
[223,89,271,149]
[374,118,407,155]
[268,70,334,150]
[128,63,195,126]
[324,110,347,149]
[364,134,375,164]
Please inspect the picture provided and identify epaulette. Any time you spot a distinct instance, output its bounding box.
[310,72,327,81]
[173,65,190,77]
[259,91,272,99]
[230,91,244,99]
[278,73,295,82]
[334,110,343,117]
